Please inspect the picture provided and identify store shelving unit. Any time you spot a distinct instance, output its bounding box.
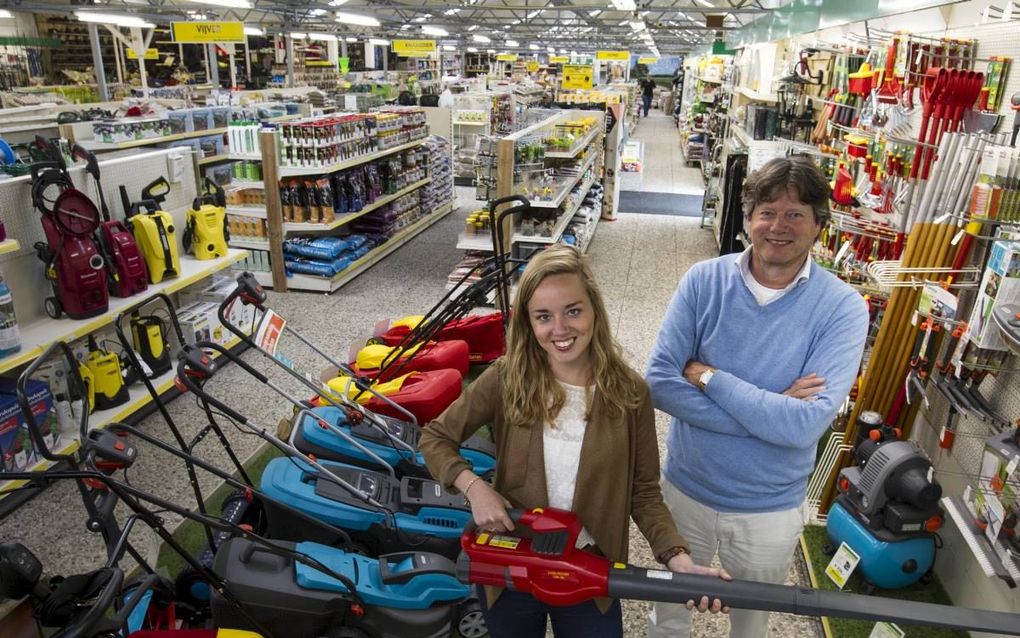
[283,177,431,233]
[0,240,21,256]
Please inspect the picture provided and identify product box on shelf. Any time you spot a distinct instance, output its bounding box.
[966,239,1020,351]
[198,134,226,159]
[209,107,231,130]
[0,378,56,473]
[92,117,171,143]
[178,276,257,337]
[974,431,1019,563]
[176,302,212,347]
[167,110,194,135]
[191,108,212,131]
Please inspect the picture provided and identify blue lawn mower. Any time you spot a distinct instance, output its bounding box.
[290,404,496,481]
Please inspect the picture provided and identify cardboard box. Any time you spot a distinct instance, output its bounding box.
[177,302,212,347]
[178,275,257,337]
[0,378,55,473]
[966,240,1020,351]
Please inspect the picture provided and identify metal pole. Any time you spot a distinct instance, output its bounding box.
[114,38,124,85]
[86,22,109,101]
[285,35,295,88]
[203,43,211,83]
[208,43,220,87]
[244,41,251,87]
[229,46,237,89]
[340,39,348,58]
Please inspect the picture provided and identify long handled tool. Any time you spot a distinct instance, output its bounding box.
[458,507,1020,635]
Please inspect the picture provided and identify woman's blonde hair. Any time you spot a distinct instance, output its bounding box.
[503,244,642,428]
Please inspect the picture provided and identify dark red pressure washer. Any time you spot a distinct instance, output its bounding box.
[457,507,1020,636]
[30,139,109,319]
[72,143,149,297]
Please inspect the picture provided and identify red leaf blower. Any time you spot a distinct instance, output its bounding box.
[457,507,1020,636]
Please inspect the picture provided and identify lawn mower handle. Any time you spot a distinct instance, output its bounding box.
[175,342,267,425]
[17,340,89,463]
[216,271,267,348]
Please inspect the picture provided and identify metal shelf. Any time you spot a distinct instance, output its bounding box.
[229,239,271,250]
[529,150,600,210]
[456,233,495,252]
[513,172,598,245]
[81,127,228,151]
[283,178,431,234]
[226,206,267,219]
[544,125,601,159]
[275,201,454,293]
[278,137,428,178]
[0,249,248,376]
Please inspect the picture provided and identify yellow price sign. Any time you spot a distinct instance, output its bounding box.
[526,60,540,72]
[638,57,659,65]
[305,60,334,67]
[392,39,436,56]
[549,55,569,64]
[125,48,159,60]
[597,50,630,61]
[171,21,245,43]
[497,53,518,62]
[562,64,593,90]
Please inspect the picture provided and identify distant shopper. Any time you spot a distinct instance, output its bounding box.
[421,245,729,638]
[646,156,869,638]
[639,76,657,117]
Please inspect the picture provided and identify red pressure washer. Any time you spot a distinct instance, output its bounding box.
[457,507,1020,636]
[72,143,149,297]
[29,141,109,319]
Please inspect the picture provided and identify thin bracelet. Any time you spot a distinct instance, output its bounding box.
[462,475,482,504]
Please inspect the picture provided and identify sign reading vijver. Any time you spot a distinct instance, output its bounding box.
[171,21,245,43]
[392,40,436,56]
[596,50,630,61]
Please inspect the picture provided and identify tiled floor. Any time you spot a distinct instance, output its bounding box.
[620,109,705,195]
[0,116,822,637]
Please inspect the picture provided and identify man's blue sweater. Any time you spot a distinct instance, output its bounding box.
[647,256,869,513]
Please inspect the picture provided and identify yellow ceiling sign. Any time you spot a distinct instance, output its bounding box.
[638,57,659,65]
[526,60,540,72]
[171,21,245,43]
[562,64,593,90]
[597,50,630,61]
[125,48,159,60]
[550,55,569,64]
[392,40,436,56]
[497,53,518,62]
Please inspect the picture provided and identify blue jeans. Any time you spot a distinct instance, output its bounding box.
[478,585,623,638]
[642,94,652,116]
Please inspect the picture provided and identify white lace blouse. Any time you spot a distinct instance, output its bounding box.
[543,382,596,549]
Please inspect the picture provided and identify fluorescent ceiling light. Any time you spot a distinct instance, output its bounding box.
[444,8,460,15]
[467,25,479,31]
[467,46,478,52]
[610,0,637,10]
[187,0,251,8]
[547,46,555,52]
[570,50,577,56]
[335,11,380,27]
[588,9,601,16]
[308,33,337,41]
[487,49,495,54]
[472,34,491,43]
[505,39,519,47]
[243,26,263,35]
[187,11,209,20]
[559,48,567,53]
[345,36,358,42]
[369,38,390,45]
[526,10,543,19]
[442,44,456,51]
[630,20,645,30]
[422,25,448,36]
[309,9,327,17]
[290,32,307,39]
[529,44,539,50]
[75,11,154,28]
[0,10,11,18]
[694,0,713,6]
[328,0,349,4]
[400,25,412,30]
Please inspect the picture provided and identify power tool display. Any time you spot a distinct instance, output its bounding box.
[29,142,109,320]
[828,412,943,590]
[82,336,130,411]
[72,143,149,298]
[129,311,172,377]
[185,178,229,260]
[457,507,1020,636]
[120,177,180,284]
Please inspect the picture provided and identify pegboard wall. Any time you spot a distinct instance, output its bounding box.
[0,147,198,326]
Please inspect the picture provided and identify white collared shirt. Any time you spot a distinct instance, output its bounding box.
[734,247,812,306]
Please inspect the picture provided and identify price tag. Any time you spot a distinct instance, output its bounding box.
[825,542,860,589]
[255,309,286,357]
[868,622,905,638]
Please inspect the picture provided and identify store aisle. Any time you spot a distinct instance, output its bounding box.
[620,108,706,199]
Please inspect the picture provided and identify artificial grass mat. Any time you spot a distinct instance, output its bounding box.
[800,525,964,638]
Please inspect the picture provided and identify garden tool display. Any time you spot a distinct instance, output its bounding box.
[29,152,109,320]
[457,507,1020,635]
[184,178,229,260]
[829,437,943,591]
[130,311,172,377]
[120,177,181,284]
[83,336,130,411]
[72,143,149,298]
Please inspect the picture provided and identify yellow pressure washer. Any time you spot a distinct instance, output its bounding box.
[119,177,181,284]
[184,178,229,260]
[82,337,130,412]
[130,311,171,377]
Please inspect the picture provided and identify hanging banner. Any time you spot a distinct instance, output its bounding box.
[497,53,518,62]
[125,48,159,60]
[638,57,658,65]
[549,55,569,64]
[392,39,436,56]
[597,50,630,61]
[171,21,245,43]
[526,60,540,72]
[562,64,594,90]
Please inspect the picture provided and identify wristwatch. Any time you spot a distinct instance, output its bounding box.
[658,546,689,564]
[698,368,716,390]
